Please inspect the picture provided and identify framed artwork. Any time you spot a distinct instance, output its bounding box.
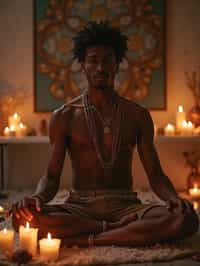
[34,0,166,112]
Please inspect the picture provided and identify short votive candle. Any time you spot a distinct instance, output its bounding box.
[39,233,61,261]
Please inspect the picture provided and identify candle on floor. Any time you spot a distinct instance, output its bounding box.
[0,228,14,257]
[39,233,61,261]
[189,184,200,197]
[19,222,38,256]
[164,123,175,136]
[176,105,186,132]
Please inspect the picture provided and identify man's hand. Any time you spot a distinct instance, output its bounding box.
[11,196,42,221]
[166,197,194,213]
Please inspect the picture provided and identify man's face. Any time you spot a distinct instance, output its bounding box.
[81,45,118,90]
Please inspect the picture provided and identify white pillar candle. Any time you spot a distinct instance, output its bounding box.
[0,228,14,257]
[189,184,200,197]
[3,127,11,137]
[19,222,38,256]
[16,123,27,137]
[193,201,199,211]
[39,233,61,261]
[176,105,186,132]
[8,113,21,128]
[186,121,194,136]
[164,123,175,136]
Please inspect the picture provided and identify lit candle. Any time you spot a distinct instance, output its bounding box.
[3,127,11,137]
[189,184,200,197]
[186,121,194,136]
[0,206,4,212]
[164,123,175,136]
[176,105,186,132]
[193,201,199,211]
[39,233,61,261]
[181,120,194,136]
[19,222,38,256]
[8,113,21,128]
[0,228,14,257]
[16,122,27,137]
[9,125,16,137]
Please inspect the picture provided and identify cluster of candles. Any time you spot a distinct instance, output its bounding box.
[164,105,195,136]
[0,214,61,261]
[3,113,27,137]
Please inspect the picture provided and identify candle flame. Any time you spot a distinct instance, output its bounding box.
[13,113,19,119]
[0,206,4,212]
[166,123,174,130]
[182,120,188,127]
[10,125,16,131]
[26,222,30,229]
[194,183,198,189]
[4,127,10,133]
[178,105,183,112]
[3,228,7,234]
[19,123,24,129]
[47,232,51,240]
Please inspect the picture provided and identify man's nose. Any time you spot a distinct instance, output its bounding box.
[97,62,103,71]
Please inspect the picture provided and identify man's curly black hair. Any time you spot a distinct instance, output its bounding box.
[72,21,128,63]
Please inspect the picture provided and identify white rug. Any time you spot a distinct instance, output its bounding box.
[0,189,199,265]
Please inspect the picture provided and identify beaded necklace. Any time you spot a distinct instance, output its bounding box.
[83,92,122,170]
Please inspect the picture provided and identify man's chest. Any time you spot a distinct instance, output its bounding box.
[68,108,138,153]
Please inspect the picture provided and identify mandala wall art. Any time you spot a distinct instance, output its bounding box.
[34,0,166,112]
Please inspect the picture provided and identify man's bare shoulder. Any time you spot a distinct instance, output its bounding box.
[120,96,148,117]
[52,94,84,118]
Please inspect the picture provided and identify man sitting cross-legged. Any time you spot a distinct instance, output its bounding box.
[12,21,199,247]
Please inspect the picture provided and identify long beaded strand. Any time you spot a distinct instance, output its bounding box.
[83,92,122,170]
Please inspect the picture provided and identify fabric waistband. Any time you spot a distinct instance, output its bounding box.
[69,189,137,198]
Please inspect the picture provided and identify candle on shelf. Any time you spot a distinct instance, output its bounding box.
[176,105,186,132]
[0,228,14,257]
[3,127,11,137]
[187,121,194,135]
[193,201,199,211]
[16,122,27,137]
[39,233,61,261]
[164,123,175,136]
[8,113,21,128]
[189,184,200,197]
[181,120,194,136]
[9,125,16,137]
[19,222,38,256]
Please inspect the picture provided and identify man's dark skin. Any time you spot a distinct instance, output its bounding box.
[12,45,199,246]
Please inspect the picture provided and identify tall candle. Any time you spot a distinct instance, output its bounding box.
[19,222,38,256]
[176,105,186,132]
[164,123,175,136]
[8,113,21,128]
[39,233,61,261]
[0,228,14,257]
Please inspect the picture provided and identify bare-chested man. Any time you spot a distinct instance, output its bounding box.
[12,21,199,247]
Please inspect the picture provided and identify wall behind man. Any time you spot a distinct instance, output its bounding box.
[0,0,200,190]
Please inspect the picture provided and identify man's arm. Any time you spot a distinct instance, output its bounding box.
[33,108,69,203]
[136,108,178,202]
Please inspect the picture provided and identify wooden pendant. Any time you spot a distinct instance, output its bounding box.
[104,126,111,134]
